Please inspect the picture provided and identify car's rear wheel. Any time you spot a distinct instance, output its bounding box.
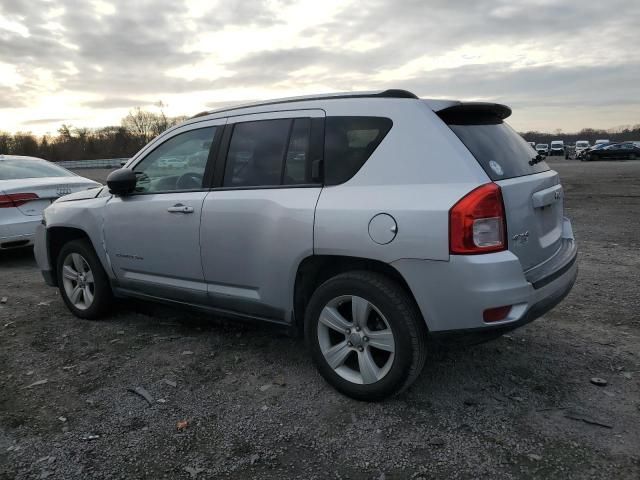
[305,271,427,401]
[57,239,112,319]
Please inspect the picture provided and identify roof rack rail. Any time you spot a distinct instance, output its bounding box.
[189,89,419,119]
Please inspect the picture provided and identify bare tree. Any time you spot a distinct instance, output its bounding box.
[122,107,157,143]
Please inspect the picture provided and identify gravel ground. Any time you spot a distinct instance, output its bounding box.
[1,159,639,479]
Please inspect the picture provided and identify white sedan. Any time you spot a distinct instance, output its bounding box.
[0,155,101,250]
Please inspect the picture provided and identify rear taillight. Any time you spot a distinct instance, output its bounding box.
[449,183,506,254]
[0,193,39,208]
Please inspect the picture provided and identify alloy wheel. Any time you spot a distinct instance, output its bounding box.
[317,295,395,384]
[61,253,95,310]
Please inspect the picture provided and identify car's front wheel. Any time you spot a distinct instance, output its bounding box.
[57,239,113,319]
[305,271,427,401]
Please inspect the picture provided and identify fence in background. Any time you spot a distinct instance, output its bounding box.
[57,158,128,169]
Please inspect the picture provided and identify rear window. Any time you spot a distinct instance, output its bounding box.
[441,112,549,181]
[324,116,392,185]
[0,159,75,180]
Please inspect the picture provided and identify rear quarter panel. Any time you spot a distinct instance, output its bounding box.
[314,99,489,262]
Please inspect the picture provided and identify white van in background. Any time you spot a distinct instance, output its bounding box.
[550,140,564,156]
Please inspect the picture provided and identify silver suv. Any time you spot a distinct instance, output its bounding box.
[34,90,577,400]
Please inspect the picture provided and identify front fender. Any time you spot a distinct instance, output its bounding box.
[43,196,114,281]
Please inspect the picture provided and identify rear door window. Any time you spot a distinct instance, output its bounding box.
[223,118,316,188]
[324,116,392,185]
[442,115,549,181]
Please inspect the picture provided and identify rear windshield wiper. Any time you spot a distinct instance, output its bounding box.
[529,154,544,166]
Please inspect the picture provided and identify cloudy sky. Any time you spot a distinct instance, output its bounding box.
[1,0,639,135]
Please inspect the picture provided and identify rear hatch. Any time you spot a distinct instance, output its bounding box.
[1,177,100,216]
[438,103,564,271]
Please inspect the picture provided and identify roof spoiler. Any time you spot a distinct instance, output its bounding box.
[437,102,512,125]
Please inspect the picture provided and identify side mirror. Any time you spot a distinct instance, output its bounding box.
[107,168,137,196]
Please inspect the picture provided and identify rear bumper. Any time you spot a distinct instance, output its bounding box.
[392,218,577,333]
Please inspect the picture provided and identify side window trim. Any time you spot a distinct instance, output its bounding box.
[279,119,296,185]
[309,117,325,183]
[201,127,225,188]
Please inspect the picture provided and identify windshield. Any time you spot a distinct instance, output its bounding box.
[0,159,75,180]
[551,142,563,146]
[576,141,589,147]
[536,144,548,149]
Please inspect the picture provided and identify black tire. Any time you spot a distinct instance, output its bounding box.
[304,271,427,401]
[56,239,113,319]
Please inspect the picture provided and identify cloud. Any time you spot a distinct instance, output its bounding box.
[81,97,150,109]
[0,0,639,132]
[21,118,67,125]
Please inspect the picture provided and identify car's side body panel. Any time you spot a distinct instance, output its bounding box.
[40,196,112,276]
[201,187,321,322]
[315,100,488,263]
[200,109,324,323]
[103,191,210,304]
[101,117,227,303]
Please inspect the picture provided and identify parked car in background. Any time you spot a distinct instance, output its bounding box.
[595,139,610,145]
[550,140,564,156]
[586,143,640,161]
[536,143,549,156]
[528,141,536,148]
[574,140,590,157]
[34,90,577,400]
[577,143,607,161]
[157,157,188,168]
[0,155,100,250]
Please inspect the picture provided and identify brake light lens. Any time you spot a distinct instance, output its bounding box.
[449,183,506,254]
[0,193,39,208]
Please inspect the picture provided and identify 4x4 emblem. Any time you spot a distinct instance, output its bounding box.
[554,190,561,200]
[512,231,529,245]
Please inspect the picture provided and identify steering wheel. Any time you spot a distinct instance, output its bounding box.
[176,172,204,190]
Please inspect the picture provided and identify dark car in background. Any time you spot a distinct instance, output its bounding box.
[585,142,640,161]
[577,142,608,161]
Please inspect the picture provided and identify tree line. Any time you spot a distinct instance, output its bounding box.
[0,107,187,162]
[1,109,639,162]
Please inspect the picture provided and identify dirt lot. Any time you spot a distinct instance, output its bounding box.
[1,160,639,479]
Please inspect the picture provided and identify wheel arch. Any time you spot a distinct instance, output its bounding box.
[293,255,423,337]
[47,227,96,286]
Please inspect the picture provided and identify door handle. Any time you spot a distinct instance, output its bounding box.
[167,204,194,214]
